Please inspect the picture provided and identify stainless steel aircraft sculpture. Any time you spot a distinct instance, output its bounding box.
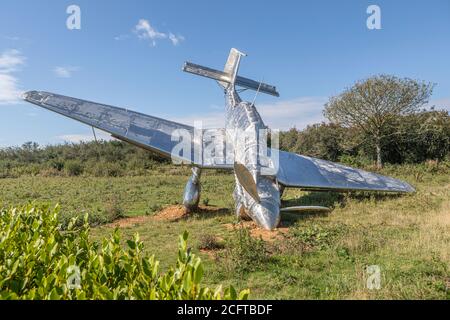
[23,48,414,230]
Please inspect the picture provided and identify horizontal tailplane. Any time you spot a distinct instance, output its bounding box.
[183,62,279,97]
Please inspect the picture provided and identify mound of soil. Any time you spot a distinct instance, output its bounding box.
[105,205,229,228]
[153,205,189,221]
[224,221,289,242]
[104,205,290,242]
[154,205,229,221]
[105,215,153,228]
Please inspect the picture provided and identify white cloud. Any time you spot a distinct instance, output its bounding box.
[135,19,166,44]
[0,49,25,104]
[171,97,327,130]
[168,33,184,46]
[258,97,328,129]
[0,73,22,104]
[428,97,450,111]
[0,74,23,104]
[134,19,184,46]
[54,66,79,78]
[172,111,225,129]
[57,131,113,143]
[0,49,25,73]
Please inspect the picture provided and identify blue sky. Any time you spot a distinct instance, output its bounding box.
[0,0,449,147]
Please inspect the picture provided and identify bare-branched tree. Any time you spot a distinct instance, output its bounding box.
[324,75,434,168]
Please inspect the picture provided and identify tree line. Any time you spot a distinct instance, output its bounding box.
[0,140,168,178]
[1,74,449,177]
[0,107,447,179]
[280,109,449,167]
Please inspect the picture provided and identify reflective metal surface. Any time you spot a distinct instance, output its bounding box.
[224,92,281,230]
[22,48,415,231]
[276,151,415,193]
[183,62,279,97]
[234,162,261,203]
[22,90,196,164]
[183,167,202,212]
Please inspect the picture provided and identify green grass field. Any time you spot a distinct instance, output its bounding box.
[0,163,448,299]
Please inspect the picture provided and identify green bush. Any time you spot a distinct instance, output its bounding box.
[197,234,225,251]
[339,154,373,169]
[85,161,124,177]
[58,209,114,229]
[102,162,124,177]
[64,160,84,176]
[219,226,268,276]
[0,205,249,300]
[103,195,125,221]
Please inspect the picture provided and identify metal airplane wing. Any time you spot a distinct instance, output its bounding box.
[23,91,197,164]
[276,150,415,193]
[21,91,415,194]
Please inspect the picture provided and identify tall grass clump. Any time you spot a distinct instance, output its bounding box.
[219,226,268,276]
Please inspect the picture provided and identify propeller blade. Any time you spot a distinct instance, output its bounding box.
[234,162,261,203]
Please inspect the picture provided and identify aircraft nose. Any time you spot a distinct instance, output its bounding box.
[250,199,281,231]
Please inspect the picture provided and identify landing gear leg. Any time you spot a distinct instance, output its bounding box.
[183,167,202,212]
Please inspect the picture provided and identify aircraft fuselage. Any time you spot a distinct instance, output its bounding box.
[224,90,281,230]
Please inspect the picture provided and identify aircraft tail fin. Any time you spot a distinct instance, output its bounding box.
[222,48,246,88]
[182,48,279,97]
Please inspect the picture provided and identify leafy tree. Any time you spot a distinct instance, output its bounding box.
[324,75,434,168]
[280,127,301,152]
[295,123,350,161]
[280,124,362,162]
[384,109,450,163]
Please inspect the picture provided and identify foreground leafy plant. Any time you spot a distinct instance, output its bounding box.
[0,204,249,300]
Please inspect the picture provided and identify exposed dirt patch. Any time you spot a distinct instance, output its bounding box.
[105,215,153,228]
[103,205,188,228]
[153,205,189,221]
[104,205,230,228]
[104,205,292,242]
[224,221,290,242]
[153,205,228,222]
